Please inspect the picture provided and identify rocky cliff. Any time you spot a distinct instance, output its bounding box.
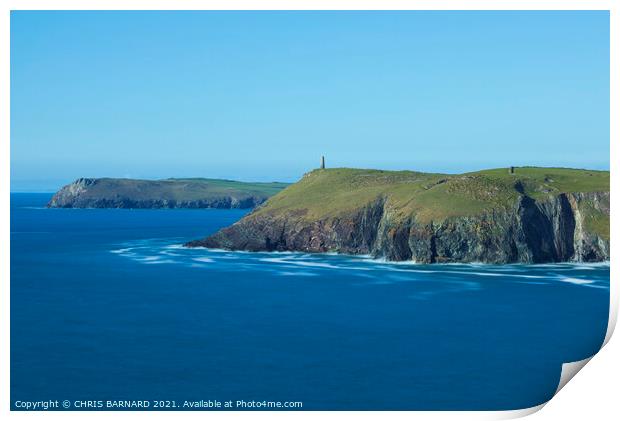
[187,168,609,263]
[48,177,288,209]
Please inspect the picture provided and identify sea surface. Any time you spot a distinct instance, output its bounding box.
[11,193,610,410]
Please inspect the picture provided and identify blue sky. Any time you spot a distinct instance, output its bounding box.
[11,11,609,191]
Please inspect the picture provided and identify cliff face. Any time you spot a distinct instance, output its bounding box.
[189,192,609,263]
[48,178,287,209]
[187,168,609,263]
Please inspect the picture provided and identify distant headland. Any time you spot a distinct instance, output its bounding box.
[187,166,610,264]
[47,178,289,209]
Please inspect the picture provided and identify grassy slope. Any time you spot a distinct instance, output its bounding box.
[253,167,609,231]
[77,178,289,201]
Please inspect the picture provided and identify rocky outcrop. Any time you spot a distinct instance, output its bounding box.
[48,177,284,209]
[187,191,609,263]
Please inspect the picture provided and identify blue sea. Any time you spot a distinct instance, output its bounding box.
[11,193,610,410]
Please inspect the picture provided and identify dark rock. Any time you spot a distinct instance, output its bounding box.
[47,177,286,209]
[187,192,610,263]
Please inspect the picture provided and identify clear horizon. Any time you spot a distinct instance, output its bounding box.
[11,11,610,192]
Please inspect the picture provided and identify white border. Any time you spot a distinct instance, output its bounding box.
[1,1,616,420]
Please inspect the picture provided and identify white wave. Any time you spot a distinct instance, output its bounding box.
[573,262,610,269]
[196,248,261,254]
[353,257,417,265]
[261,256,380,272]
[164,244,185,250]
[557,277,594,285]
[138,256,162,262]
[450,270,503,277]
[259,257,340,269]
[276,271,318,277]
[387,268,548,280]
[584,284,610,290]
[335,265,374,272]
[110,248,133,254]
[189,263,210,268]
[108,239,609,288]
[466,272,547,280]
[258,257,289,264]
[211,255,241,260]
[515,281,550,285]
[143,259,177,265]
[160,251,182,257]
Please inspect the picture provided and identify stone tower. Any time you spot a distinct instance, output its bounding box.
[320,156,325,169]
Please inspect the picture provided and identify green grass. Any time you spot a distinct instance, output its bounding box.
[584,211,610,242]
[76,178,289,201]
[471,167,610,199]
[166,178,290,196]
[253,167,609,224]
[578,200,610,242]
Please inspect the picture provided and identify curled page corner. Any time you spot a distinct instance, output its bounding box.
[497,357,596,420]
[554,356,593,396]
[549,281,616,402]
[602,285,618,348]
[492,402,546,420]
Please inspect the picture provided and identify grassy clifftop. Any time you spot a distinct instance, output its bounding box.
[48,177,289,209]
[253,167,609,224]
[98,177,289,201]
[190,166,609,262]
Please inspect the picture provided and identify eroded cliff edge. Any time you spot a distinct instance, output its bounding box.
[187,168,609,263]
[48,178,288,209]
